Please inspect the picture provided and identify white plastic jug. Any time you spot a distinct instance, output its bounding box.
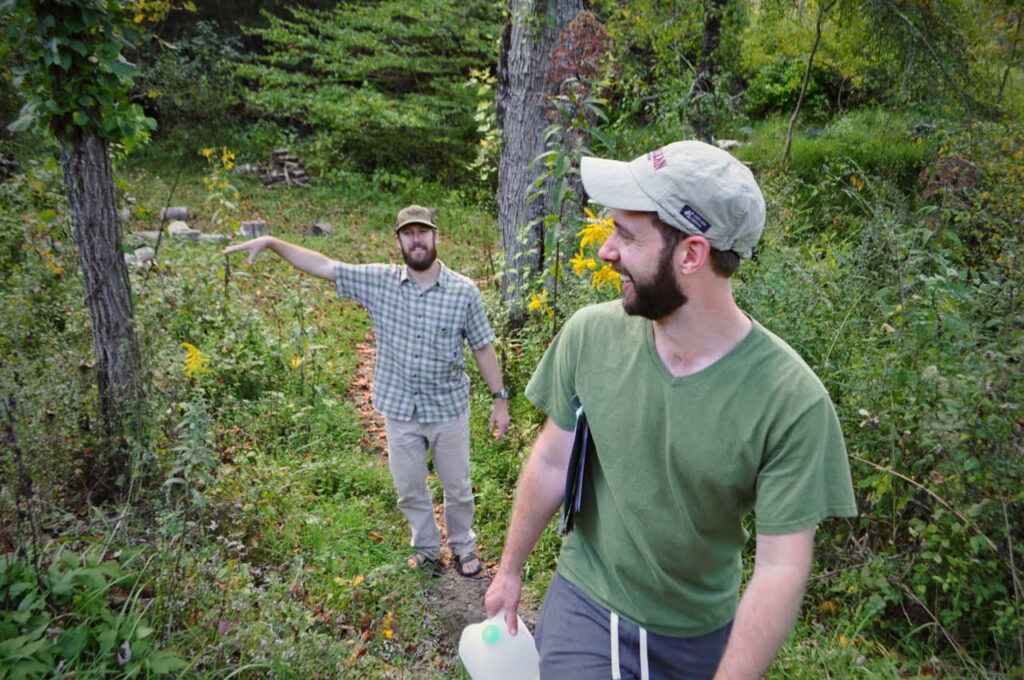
[458,611,540,680]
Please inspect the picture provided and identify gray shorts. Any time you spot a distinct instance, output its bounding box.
[535,572,732,680]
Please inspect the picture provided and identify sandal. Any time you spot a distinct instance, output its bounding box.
[406,552,441,576]
[454,551,484,579]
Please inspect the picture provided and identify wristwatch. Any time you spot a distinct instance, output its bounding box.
[491,388,509,400]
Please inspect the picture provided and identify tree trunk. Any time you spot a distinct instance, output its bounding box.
[689,0,728,143]
[497,0,584,326]
[59,132,145,491]
[782,0,838,167]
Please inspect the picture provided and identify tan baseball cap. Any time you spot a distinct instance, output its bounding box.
[580,141,766,258]
[395,204,437,232]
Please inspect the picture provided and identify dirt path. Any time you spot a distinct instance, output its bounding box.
[344,331,537,643]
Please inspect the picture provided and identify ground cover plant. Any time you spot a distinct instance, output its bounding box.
[2,0,1023,678]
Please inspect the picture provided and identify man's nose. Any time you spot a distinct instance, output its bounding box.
[598,236,618,262]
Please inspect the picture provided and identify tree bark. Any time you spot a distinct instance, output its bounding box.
[689,0,728,143]
[59,132,144,486]
[497,0,584,326]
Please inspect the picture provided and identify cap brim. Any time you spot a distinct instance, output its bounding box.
[395,220,437,232]
[580,156,658,212]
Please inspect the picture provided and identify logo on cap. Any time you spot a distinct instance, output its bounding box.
[680,205,712,233]
[650,148,668,171]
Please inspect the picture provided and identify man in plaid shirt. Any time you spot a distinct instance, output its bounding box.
[223,205,510,578]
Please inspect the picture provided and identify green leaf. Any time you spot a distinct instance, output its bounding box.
[73,110,90,127]
[100,56,137,79]
[146,650,188,674]
[71,566,108,591]
[57,626,89,660]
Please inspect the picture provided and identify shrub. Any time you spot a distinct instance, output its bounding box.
[742,56,844,121]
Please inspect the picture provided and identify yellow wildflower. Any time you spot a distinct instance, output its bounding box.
[569,251,597,276]
[290,356,304,370]
[591,264,622,292]
[181,342,211,377]
[200,148,214,160]
[527,293,543,312]
[577,217,613,249]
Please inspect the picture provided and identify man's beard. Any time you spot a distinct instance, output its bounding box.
[620,243,687,320]
[402,244,437,271]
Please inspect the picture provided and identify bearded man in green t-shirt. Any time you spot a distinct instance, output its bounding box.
[484,141,858,679]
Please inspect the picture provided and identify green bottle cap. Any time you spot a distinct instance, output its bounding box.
[481,624,501,644]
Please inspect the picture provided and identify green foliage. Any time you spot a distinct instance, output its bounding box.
[590,0,749,124]
[0,548,187,678]
[2,0,156,147]
[743,56,843,121]
[128,19,245,127]
[738,0,1017,119]
[234,0,501,184]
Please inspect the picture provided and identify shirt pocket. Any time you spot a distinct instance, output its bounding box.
[433,325,464,366]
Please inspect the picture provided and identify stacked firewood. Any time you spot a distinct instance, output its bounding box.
[261,149,309,187]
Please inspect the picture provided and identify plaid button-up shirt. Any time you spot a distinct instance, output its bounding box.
[334,261,496,422]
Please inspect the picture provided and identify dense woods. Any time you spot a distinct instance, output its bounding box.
[1,0,1021,677]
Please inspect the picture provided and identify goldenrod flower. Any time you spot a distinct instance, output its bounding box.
[591,264,622,292]
[577,215,613,249]
[569,251,597,276]
[181,342,211,377]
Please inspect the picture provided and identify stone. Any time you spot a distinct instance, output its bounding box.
[240,220,269,238]
[160,206,188,221]
[305,222,335,236]
[124,246,156,267]
[168,220,200,239]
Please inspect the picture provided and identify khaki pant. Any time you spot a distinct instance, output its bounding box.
[384,409,476,560]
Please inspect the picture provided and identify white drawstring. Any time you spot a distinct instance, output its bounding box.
[609,610,650,680]
[639,626,649,680]
[610,612,621,679]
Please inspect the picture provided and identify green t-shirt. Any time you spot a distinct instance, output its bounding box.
[525,301,857,637]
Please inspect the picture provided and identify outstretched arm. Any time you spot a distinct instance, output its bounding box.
[484,418,573,633]
[221,236,336,281]
[472,342,510,439]
[712,527,815,680]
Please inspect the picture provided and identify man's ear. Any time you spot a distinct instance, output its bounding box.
[677,235,710,276]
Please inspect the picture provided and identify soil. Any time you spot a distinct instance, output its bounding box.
[345,331,538,646]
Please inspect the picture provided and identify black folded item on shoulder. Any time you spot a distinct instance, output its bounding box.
[558,394,594,535]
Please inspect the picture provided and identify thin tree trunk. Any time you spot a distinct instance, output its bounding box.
[689,0,728,143]
[59,132,144,493]
[497,0,583,327]
[997,11,1022,105]
[783,0,837,167]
